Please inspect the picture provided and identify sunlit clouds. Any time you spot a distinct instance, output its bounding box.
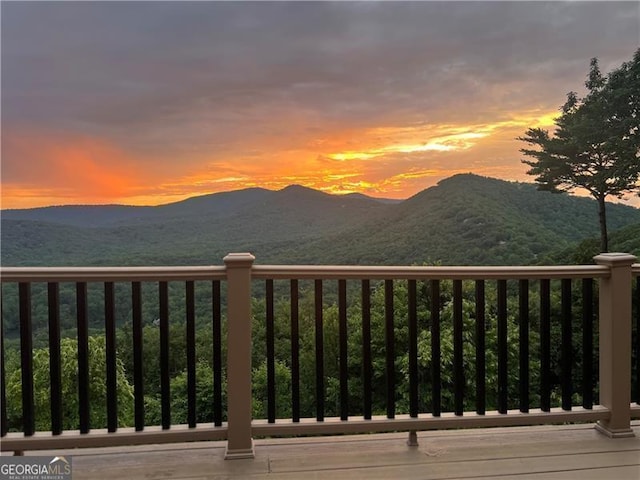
[134,111,560,200]
[2,128,154,207]
[326,112,558,163]
[2,1,638,208]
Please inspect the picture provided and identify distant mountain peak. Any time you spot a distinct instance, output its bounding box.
[437,172,494,185]
[278,184,322,193]
[340,192,402,204]
[276,184,333,198]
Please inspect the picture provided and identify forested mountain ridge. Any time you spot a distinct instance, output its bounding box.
[2,174,639,266]
[281,175,640,265]
[540,222,640,265]
[1,186,396,228]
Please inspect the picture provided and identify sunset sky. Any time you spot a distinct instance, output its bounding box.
[2,1,639,209]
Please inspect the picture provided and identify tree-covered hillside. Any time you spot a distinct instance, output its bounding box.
[2,174,639,266]
[292,174,640,265]
[541,222,640,265]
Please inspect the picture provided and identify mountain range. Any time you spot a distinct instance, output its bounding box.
[2,174,639,266]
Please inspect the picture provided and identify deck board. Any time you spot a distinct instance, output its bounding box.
[4,423,638,479]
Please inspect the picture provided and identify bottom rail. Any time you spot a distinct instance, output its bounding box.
[252,407,610,437]
[0,424,228,453]
[3,405,633,453]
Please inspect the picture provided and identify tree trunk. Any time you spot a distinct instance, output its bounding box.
[597,194,609,252]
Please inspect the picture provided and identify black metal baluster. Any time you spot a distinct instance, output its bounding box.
[212,280,222,426]
[635,277,640,405]
[266,279,276,423]
[0,285,6,437]
[453,280,464,416]
[48,283,62,435]
[315,279,324,421]
[519,279,529,413]
[186,281,196,428]
[561,279,572,411]
[290,280,300,422]
[385,280,395,419]
[497,279,508,414]
[105,282,118,432]
[475,280,486,415]
[339,280,349,421]
[408,280,418,418]
[431,279,441,417]
[76,282,90,433]
[159,281,170,429]
[540,279,551,412]
[582,278,594,409]
[362,280,372,420]
[132,282,144,431]
[19,283,34,436]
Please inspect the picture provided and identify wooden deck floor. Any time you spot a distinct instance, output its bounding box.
[5,423,640,479]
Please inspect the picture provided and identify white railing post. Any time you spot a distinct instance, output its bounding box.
[223,253,256,459]
[594,253,637,438]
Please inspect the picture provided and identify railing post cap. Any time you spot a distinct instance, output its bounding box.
[223,253,256,268]
[593,252,637,267]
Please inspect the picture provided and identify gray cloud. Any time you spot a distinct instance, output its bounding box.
[2,1,638,165]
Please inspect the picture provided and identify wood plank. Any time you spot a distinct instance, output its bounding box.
[495,465,640,480]
[267,437,639,473]
[268,451,640,479]
[7,425,639,480]
[70,449,269,480]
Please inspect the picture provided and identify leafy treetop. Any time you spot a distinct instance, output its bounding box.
[519,49,640,252]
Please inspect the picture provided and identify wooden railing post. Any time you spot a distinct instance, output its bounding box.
[594,253,637,438]
[223,253,256,459]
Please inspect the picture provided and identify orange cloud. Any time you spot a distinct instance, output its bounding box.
[324,110,557,162]
[7,108,633,209]
[286,110,560,198]
[2,128,158,208]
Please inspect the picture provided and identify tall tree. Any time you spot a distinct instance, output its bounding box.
[519,49,640,252]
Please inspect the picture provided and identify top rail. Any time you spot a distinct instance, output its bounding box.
[0,266,227,283]
[0,263,617,283]
[252,264,609,280]
[632,263,640,276]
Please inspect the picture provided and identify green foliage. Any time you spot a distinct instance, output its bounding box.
[170,362,227,425]
[115,320,228,426]
[541,222,640,265]
[5,336,134,432]
[520,50,640,251]
[252,360,292,419]
[247,279,577,419]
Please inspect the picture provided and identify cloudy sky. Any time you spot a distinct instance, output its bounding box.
[2,1,639,208]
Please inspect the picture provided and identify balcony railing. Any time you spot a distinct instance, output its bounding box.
[1,253,638,458]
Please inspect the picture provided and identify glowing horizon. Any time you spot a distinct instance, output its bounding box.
[2,2,638,209]
[2,112,562,209]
